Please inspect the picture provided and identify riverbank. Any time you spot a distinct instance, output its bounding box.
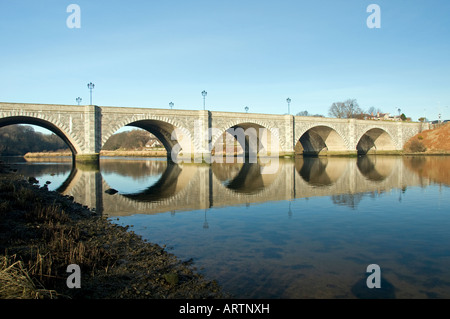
[0,163,228,299]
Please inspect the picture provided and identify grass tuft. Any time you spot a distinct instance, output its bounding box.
[0,255,58,299]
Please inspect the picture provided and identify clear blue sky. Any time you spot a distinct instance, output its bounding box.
[1,0,449,122]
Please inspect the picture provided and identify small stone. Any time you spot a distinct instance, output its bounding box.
[163,273,179,285]
[105,188,118,195]
[28,177,39,184]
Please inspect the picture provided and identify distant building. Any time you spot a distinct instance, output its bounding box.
[367,112,402,121]
[145,138,163,148]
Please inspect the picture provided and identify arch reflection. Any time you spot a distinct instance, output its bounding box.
[123,163,183,202]
[56,159,200,216]
[212,162,277,194]
[295,157,346,186]
[55,164,79,193]
[357,156,394,182]
[98,158,197,203]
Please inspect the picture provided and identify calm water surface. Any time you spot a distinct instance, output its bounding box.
[3,155,450,299]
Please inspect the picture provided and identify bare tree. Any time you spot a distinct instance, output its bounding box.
[328,99,363,119]
[328,102,346,118]
[367,106,376,115]
[367,106,384,116]
[296,110,309,116]
[296,110,324,117]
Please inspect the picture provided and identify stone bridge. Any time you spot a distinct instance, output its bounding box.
[0,102,429,162]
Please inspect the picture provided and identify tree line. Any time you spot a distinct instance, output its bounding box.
[0,125,69,156]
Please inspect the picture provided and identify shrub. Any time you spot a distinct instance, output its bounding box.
[409,139,427,153]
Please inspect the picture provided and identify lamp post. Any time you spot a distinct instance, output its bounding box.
[76,97,82,105]
[87,82,95,105]
[202,90,207,110]
[169,102,174,109]
[286,98,291,115]
[245,106,249,113]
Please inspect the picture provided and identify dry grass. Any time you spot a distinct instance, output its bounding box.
[24,150,168,158]
[24,152,72,158]
[0,178,117,298]
[20,203,116,286]
[0,255,58,299]
[100,150,167,157]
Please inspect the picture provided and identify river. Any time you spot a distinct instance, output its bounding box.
[2,155,450,299]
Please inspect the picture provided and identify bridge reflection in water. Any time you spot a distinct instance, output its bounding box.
[48,156,437,217]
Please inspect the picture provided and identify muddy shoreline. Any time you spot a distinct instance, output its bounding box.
[0,163,229,299]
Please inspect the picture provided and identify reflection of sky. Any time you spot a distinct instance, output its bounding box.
[101,172,162,194]
[6,161,72,191]
[33,172,71,191]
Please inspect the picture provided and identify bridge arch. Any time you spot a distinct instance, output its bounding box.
[0,115,81,156]
[356,127,397,155]
[296,125,348,156]
[210,120,281,159]
[101,116,194,162]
